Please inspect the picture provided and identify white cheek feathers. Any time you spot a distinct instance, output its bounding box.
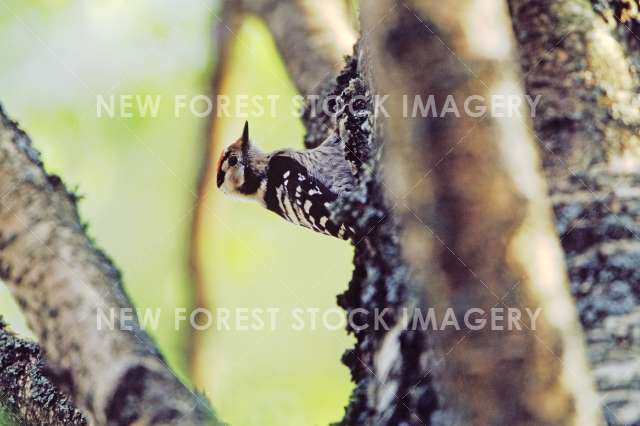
[222,165,245,195]
[229,166,244,189]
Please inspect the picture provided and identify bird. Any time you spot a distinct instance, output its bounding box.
[216,121,356,240]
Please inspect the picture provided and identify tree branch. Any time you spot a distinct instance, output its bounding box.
[242,0,357,149]
[0,105,217,425]
[0,318,86,425]
[242,0,357,97]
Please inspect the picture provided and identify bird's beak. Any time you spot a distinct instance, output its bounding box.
[216,170,225,188]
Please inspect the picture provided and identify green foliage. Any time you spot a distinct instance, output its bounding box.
[0,407,16,426]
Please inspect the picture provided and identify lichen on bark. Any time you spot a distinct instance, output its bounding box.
[0,317,86,426]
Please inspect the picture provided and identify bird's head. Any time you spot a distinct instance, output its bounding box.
[216,121,264,197]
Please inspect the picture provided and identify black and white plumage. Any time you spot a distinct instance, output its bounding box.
[216,122,356,240]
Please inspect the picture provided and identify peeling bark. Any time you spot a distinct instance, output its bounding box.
[509,1,640,424]
[0,105,217,425]
[0,318,86,425]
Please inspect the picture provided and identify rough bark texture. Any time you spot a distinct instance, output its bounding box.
[3,0,639,424]
[509,1,640,424]
[358,1,601,424]
[509,0,640,175]
[328,49,419,426]
[0,318,86,425]
[288,1,607,424]
[0,105,216,425]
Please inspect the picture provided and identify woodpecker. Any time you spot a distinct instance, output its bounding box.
[216,122,356,240]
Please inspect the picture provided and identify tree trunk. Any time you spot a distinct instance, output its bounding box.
[0,105,217,425]
[509,1,640,424]
[3,1,640,424]
[251,1,629,424]
[335,1,601,424]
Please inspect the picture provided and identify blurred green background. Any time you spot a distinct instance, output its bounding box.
[0,1,354,425]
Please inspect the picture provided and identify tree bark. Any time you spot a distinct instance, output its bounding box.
[242,0,357,97]
[0,318,86,425]
[355,0,601,424]
[243,0,357,148]
[240,1,640,422]
[4,0,639,424]
[0,105,217,425]
[509,1,640,424]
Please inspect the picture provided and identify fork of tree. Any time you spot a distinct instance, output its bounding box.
[1,0,639,425]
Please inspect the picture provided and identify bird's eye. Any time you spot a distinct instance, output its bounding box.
[228,156,238,166]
